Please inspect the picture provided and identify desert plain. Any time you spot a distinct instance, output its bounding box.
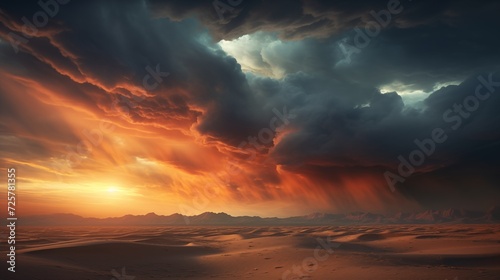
[2,224,500,280]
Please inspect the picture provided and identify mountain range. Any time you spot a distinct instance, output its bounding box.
[14,206,500,226]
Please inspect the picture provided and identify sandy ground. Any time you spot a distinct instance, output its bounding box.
[1,225,500,279]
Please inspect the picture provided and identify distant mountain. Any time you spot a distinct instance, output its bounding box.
[14,208,500,226]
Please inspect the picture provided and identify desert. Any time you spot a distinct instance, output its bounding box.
[2,224,499,280]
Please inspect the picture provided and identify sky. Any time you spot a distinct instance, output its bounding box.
[0,0,499,218]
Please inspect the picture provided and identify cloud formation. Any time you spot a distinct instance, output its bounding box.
[0,0,499,217]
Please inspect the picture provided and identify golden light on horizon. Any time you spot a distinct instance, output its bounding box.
[107,186,119,193]
[2,0,497,222]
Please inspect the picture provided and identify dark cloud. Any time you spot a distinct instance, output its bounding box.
[149,0,500,39]
[0,0,499,212]
[269,70,500,172]
[149,0,500,93]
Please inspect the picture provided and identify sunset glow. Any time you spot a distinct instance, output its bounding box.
[0,0,499,219]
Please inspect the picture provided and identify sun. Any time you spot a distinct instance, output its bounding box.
[107,186,119,193]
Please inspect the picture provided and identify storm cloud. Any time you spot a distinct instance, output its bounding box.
[0,0,499,216]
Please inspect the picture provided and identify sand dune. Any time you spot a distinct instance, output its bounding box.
[2,225,499,279]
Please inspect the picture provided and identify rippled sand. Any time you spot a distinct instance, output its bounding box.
[3,225,500,279]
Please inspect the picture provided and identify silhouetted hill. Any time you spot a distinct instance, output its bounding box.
[15,207,500,226]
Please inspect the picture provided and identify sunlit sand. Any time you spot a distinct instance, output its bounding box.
[5,224,500,279]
